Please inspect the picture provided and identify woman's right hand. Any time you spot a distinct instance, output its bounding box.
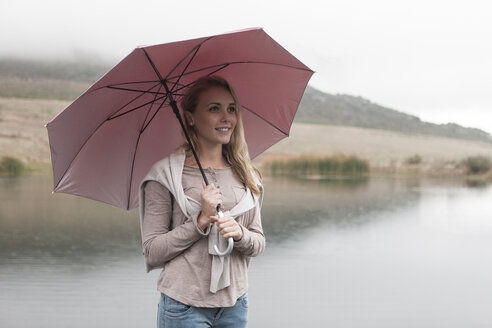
[197,181,222,230]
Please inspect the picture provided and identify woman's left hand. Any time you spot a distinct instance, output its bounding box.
[210,215,243,241]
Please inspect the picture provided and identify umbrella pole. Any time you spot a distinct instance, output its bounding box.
[160,81,209,184]
[163,81,234,256]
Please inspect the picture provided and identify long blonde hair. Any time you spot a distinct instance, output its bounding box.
[180,76,262,194]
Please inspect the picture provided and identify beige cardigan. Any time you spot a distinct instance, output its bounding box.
[139,149,265,307]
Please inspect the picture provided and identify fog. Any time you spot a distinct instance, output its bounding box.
[2,0,492,133]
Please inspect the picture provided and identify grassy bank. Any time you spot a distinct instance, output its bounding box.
[462,156,492,185]
[462,155,492,174]
[0,156,26,176]
[261,154,369,178]
[256,153,492,185]
[0,156,52,177]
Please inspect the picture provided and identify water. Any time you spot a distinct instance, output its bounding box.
[1,175,492,327]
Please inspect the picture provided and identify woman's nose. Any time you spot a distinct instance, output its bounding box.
[221,110,234,121]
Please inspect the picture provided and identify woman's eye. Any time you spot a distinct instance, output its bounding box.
[208,106,219,112]
[228,106,236,113]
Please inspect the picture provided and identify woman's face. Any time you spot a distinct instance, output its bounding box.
[189,86,237,148]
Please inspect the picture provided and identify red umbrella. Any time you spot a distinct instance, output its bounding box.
[46,27,313,210]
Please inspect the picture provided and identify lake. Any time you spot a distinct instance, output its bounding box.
[1,175,492,327]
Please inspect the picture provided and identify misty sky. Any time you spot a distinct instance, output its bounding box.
[2,0,492,133]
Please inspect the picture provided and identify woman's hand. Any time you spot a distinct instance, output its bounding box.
[211,215,243,241]
[197,181,222,230]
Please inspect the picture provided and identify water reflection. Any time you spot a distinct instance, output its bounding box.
[0,175,421,257]
[1,175,492,328]
[0,176,140,261]
[261,175,422,243]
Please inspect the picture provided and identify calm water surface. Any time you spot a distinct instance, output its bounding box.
[1,175,492,327]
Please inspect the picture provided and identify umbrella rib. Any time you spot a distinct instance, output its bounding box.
[140,85,168,133]
[92,80,161,92]
[107,94,167,121]
[141,48,165,82]
[166,38,208,94]
[166,64,230,95]
[135,49,179,134]
[241,105,289,136]
[107,86,167,96]
[140,96,169,133]
[140,37,211,96]
[125,84,165,209]
[167,61,313,81]
[137,47,198,133]
[106,82,164,120]
[164,36,212,83]
[139,45,202,102]
[139,48,181,128]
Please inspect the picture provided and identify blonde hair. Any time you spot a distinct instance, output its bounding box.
[180,76,262,194]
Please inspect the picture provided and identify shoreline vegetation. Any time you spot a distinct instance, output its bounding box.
[0,156,27,176]
[2,153,491,185]
[257,154,492,184]
[260,154,369,178]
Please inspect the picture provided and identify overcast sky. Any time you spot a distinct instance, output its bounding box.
[2,0,492,133]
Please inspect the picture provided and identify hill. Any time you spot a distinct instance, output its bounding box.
[297,86,492,143]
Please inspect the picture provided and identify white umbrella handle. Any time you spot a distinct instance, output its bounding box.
[213,210,234,256]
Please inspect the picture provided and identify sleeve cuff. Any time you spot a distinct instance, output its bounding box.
[192,212,211,236]
[234,224,250,247]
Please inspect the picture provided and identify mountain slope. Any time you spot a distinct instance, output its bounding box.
[296,86,492,143]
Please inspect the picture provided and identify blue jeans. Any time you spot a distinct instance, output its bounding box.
[157,293,248,328]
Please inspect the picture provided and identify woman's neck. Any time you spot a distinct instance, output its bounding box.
[185,144,229,169]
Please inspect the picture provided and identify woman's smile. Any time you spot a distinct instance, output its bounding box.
[216,127,231,133]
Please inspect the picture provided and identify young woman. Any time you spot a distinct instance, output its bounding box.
[139,76,265,328]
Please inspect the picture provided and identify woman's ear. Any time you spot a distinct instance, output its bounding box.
[184,112,194,126]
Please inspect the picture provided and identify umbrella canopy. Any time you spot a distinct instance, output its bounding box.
[46,27,314,210]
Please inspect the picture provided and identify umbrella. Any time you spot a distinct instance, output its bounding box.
[46,27,313,212]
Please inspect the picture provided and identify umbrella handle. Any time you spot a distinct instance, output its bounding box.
[213,209,234,256]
